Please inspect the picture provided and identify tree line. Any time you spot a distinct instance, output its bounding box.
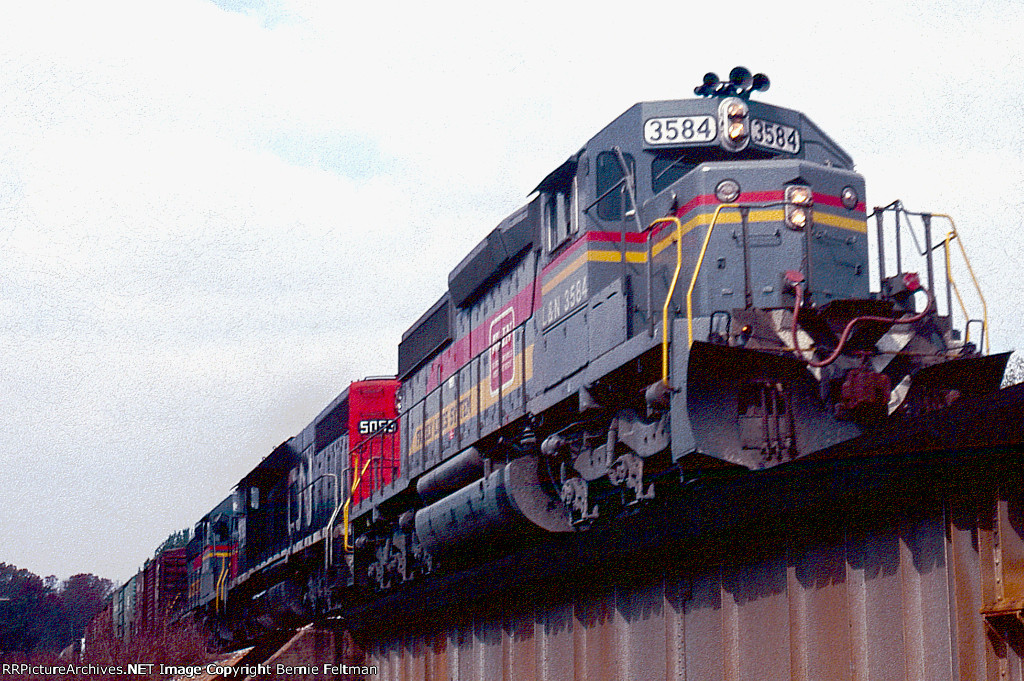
[0,563,112,659]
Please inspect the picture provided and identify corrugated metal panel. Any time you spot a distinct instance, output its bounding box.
[358,485,1024,681]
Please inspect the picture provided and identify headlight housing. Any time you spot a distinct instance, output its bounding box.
[718,97,749,152]
[785,184,813,231]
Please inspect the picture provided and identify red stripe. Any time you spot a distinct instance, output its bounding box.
[425,283,537,392]
[542,229,650,276]
[672,191,785,221]
[543,234,588,272]
[419,188,862,392]
[813,192,866,213]
[738,190,785,204]
[587,230,650,244]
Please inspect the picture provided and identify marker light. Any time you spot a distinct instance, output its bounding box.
[841,186,859,209]
[726,102,746,118]
[787,185,812,206]
[715,179,740,203]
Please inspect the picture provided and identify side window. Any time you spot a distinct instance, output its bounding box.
[544,176,578,252]
[596,151,635,221]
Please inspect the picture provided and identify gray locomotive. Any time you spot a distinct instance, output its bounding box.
[167,70,1012,641]
[350,67,1008,591]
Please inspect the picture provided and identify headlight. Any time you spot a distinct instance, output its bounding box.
[785,184,813,230]
[786,185,812,206]
[718,97,749,152]
[715,179,740,203]
[726,101,746,118]
[787,207,810,230]
[728,121,748,142]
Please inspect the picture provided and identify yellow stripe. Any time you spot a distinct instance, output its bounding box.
[814,210,867,233]
[543,248,653,296]
[542,251,588,295]
[547,208,790,291]
[651,208,787,257]
[410,343,537,458]
[653,215,700,257]
[544,247,657,296]
[587,249,621,263]
[587,249,648,264]
[526,342,533,381]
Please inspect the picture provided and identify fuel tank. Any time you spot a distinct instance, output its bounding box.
[414,455,572,559]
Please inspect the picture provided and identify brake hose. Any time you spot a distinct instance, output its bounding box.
[790,280,932,368]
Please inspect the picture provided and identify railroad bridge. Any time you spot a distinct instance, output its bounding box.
[223,387,1024,681]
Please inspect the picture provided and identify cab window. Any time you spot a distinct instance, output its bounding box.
[652,154,697,194]
[596,151,635,221]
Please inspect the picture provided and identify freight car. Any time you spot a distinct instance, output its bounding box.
[130,68,1020,642]
[84,547,186,652]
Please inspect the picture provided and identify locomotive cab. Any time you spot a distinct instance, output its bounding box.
[186,496,237,614]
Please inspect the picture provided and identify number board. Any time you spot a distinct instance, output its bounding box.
[644,115,716,146]
[751,119,800,154]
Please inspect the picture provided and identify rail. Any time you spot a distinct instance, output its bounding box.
[652,204,749,387]
[294,472,337,572]
[290,473,339,540]
[871,203,989,355]
[215,556,229,613]
[658,202,802,386]
[342,457,373,552]
[934,213,990,354]
[648,216,682,387]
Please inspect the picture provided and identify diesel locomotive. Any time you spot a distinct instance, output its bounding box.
[170,68,1013,641]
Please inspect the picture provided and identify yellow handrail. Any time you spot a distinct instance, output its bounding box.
[342,456,373,552]
[649,217,681,386]
[651,205,737,388]
[943,233,971,345]
[214,556,229,613]
[933,213,989,354]
[686,204,735,346]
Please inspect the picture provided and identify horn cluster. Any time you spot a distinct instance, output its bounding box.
[694,67,770,100]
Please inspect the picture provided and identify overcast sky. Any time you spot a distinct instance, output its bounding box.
[2,0,1023,584]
